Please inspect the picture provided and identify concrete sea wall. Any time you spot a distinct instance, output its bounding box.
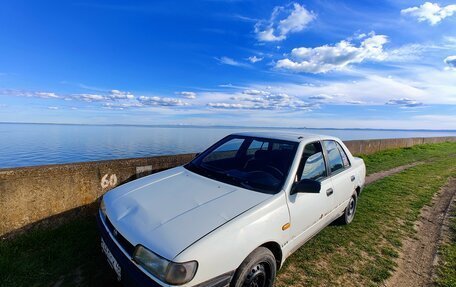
[1,136,455,238]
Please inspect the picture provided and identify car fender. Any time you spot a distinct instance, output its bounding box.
[173,192,290,286]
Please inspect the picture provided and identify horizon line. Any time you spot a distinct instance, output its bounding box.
[1,121,455,132]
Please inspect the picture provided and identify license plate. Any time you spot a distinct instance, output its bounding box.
[101,238,122,281]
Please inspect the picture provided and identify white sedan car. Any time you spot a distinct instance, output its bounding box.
[98,132,366,287]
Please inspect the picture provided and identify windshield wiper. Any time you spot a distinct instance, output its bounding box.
[226,174,250,188]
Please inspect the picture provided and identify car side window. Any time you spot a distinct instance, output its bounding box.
[271,142,295,151]
[246,140,269,156]
[336,142,350,167]
[323,140,345,173]
[299,142,327,181]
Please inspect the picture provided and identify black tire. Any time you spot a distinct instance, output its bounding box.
[231,247,277,287]
[338,193,357,225]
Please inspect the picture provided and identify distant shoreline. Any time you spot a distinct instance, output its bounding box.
[1,121,455,132]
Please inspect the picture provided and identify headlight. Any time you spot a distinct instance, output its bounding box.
[133,245,198,285]
[100,197,107,219]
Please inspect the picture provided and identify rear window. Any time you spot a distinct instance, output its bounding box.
[323,140,345,173]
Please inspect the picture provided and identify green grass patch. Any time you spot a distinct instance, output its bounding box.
[435,207,456,287]
[0,218,119,287]
[359,141,456,174]
[1,142,455,287]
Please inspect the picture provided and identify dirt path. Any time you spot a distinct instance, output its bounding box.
[383,178,456,287]
[365,162,423,185]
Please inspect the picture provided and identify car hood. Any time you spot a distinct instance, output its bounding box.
[103,166,272,260]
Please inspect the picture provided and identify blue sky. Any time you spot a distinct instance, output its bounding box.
[0,0,455,129]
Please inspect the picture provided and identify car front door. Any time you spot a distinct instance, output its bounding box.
[322,140,355,215]
[287,141,334,249]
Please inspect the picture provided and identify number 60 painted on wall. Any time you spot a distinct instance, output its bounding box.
[101,173,118,189]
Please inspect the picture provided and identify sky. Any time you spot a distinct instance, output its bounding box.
[0,0,455,129]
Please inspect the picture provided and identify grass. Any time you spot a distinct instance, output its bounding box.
[0,218,119,287]
[435,206,456,287]
[1,142,455,287]
[357,141,456,175]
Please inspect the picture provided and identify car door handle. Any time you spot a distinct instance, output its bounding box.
[351,175,356,182]
[326,188,334,196]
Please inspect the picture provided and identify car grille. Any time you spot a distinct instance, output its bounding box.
[104,216,136,256]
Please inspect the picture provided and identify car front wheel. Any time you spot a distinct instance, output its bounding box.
[231,247,277,287]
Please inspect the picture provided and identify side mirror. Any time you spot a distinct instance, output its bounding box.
[291,179,321,195]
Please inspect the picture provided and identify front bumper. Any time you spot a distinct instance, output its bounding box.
[97,212,164,287]
[97,212,234,287]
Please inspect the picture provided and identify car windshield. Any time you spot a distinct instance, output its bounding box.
[185,135,298,194]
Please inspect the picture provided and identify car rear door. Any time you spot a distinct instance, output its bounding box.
[322,140,355,215]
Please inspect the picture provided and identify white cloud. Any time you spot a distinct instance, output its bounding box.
[248,56,263,63]
[231,96,265,103]
[215,56,248,67]
[244,64,456,106]
[232,14,258,22]
[387,43,429,62]
[255,3,315,42]
[1,90,61,99]
[276,33,388,73]
[177,91,197,99]
[104,102,144,109]
[207,101,314,111]
[138,96,188,106]
[36,92,59,98]
[386,98,424,108]
[207,102,254,109]
[242,89,270,96]
[265,93,291,101]
[207,88,314,111]
[74,93,107,102]
[309,94,333,100]
[278,3,314,35]
[346,100,364,105]
[1,88,195,110]
[73,89,135,102]
[47,106,59,110]
[256,27,285,42]
[401,2,456,25]
[444,55,456,70]
[109,89,135,100]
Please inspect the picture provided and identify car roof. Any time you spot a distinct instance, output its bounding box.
[231,131,339,143]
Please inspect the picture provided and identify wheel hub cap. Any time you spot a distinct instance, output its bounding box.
[244,264,267,287]
[347,197,356,220]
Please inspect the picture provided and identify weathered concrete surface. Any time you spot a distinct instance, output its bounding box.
[1,136,455,237]
[0,154,195,238]
[344,136,456,155]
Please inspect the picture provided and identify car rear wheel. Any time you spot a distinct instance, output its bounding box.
[338,193,357,225]
[231,247,276,287]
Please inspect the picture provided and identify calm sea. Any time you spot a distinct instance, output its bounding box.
[1,123,455,169]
